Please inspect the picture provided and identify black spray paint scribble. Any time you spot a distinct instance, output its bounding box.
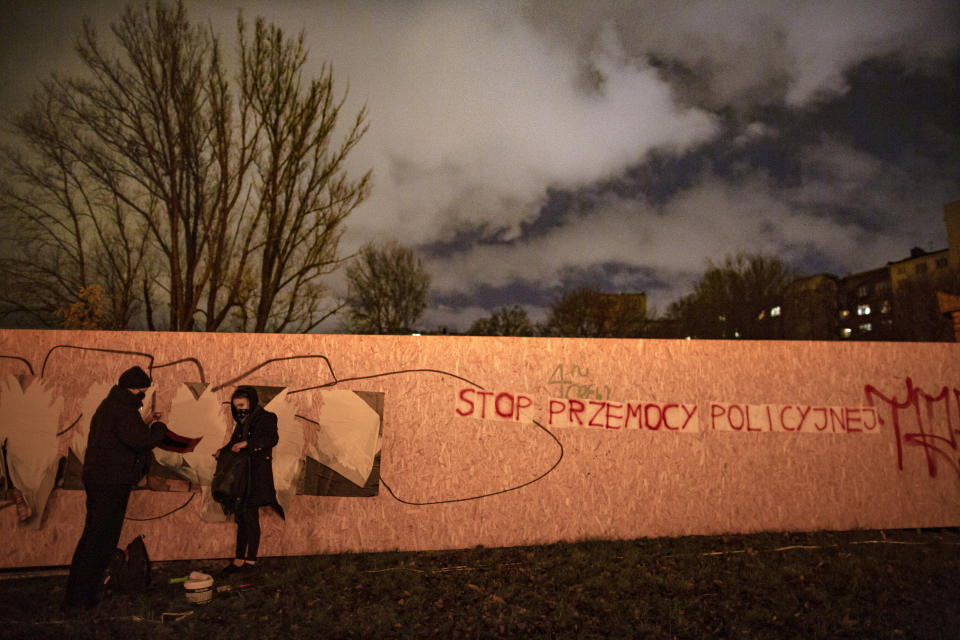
[1,344,564,519]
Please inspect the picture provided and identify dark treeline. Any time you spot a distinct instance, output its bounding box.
[463,251,960,342]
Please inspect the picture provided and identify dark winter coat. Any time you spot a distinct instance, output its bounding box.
[224,387,284,518]
[83,386,167,485]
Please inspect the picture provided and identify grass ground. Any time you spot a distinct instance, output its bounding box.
[1,528,958,639]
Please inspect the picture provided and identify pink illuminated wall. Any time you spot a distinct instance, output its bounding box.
[1,329,958,568]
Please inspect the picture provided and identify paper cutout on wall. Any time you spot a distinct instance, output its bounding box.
[304,390,382,489]
[263,387,303,512]
[0,375,63,529]
[152,384,226,519]
[148,383,383,521]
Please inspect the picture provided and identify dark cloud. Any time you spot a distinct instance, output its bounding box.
[0,1,957,332]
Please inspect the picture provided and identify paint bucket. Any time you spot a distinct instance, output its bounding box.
[183,571,214,605]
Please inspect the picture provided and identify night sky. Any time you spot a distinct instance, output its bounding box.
[1,1,958,331]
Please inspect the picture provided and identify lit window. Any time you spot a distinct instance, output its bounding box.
[757,309,765,320]
[859,323,872,332]
[718,315,726,322]
[881,300,891,314]
[733,331,741,338]
[840,309,850,319]
[841,328,852,338]
[770,306,781,317]
[857,304,871,316]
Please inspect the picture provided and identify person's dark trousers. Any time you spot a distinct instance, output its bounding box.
[64,483,132,609]
[235,504,261,561]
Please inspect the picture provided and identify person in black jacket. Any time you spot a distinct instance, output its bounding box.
[63,366,167,611]
[221,386,284,575]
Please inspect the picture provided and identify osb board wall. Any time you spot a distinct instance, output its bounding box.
[0,329,958,568]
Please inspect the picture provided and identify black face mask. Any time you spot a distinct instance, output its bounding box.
[135,391,146,401]
[235,409,251,421]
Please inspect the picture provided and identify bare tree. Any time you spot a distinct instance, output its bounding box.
[667,253,793,339]
[240,18,370,332]
[0,72,154,329]
[544,288,647,338]
[344,241,430,334]
[0,1,370,332]
[890,270,960,341]
[782,274,839,340]
[469,305,535,336]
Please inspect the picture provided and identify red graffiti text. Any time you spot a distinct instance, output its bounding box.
[865,378,960,478]
[454,388,535,423]
[708,402,879,434]
[547,398,698,431]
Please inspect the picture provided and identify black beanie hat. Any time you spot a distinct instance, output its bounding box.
[118,365,151,388]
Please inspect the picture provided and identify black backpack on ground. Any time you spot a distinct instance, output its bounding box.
[105,534,151,592]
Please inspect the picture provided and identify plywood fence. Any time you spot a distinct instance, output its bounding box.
[1,329,958,568]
